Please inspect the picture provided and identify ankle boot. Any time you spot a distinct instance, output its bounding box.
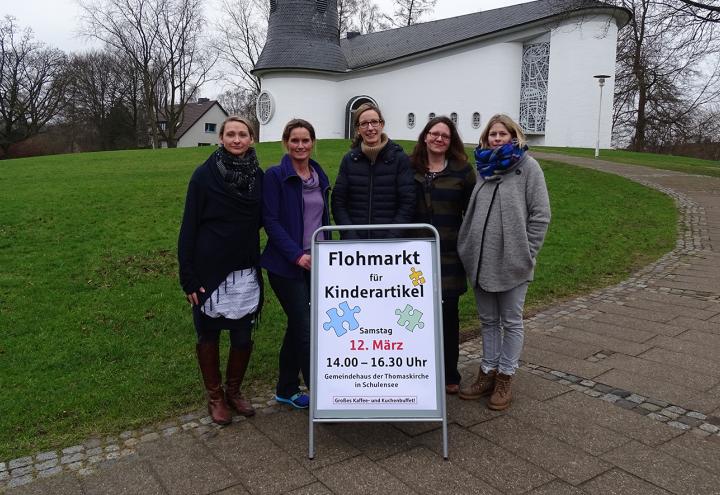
[488,373,513,410]
[196,343,232,425]
[459,367,496,400]
[225,345,255,417]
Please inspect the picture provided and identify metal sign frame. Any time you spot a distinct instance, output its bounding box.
[309,223,448,460]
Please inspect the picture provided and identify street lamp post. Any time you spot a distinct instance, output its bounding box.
[594,74,610,158]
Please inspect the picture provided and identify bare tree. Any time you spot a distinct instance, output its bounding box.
[611,0,720,150]
[338,0,360,34]
[217,86,259,130]
[0,17,67,158]
[154,0,215,147]
[214,0,266,95]
[390,0,437,27]
[356,0,392,33]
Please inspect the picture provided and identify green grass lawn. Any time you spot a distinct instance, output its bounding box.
[537,146,720,177]
[0,140,676,459]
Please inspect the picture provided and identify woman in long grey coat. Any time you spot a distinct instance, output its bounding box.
[457,114,550,410]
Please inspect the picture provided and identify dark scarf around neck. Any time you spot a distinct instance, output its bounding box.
[215,146,260,198]
[475,142,527,179]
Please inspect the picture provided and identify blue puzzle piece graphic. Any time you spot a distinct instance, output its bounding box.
[323,301,361,337]
[395,304,425,332]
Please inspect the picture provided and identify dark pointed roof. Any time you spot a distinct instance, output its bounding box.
[173,100,227,140]
[253,0,630,74]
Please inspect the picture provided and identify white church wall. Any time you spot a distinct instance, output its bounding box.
[259,73,342,141]
[337,40,525,145]
[545,15,619,148]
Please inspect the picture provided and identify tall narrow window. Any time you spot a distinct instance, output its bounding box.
[450,112,458,125]
[472,112,481,129]
[519,41,550,134]
[407,113,416,129]
[428,112,436,120]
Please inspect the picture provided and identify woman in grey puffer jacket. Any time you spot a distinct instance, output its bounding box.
[457,114,550,411]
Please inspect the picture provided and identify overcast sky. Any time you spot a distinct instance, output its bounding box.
[3,0,534,97]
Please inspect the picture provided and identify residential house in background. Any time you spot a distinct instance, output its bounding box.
[158,98,228,148]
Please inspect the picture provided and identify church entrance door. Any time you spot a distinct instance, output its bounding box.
[345,96,378,140]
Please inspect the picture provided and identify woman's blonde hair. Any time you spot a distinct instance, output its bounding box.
[479,114,526,148]
[218,116,256,140]
[351,103,385,148]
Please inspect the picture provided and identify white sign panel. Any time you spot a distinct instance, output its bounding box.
[315,240,439,413]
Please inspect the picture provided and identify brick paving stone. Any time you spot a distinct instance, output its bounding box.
[521,346,611,380]
[415,424,554,494]
[617,298,719,322]
[508,400,630,456]
[548,326,653,356]
[677,416,704,427]
[252,409,359,471]
[638,347,720,379]
[660,431,720,475]
[700,423,720,434]
[34,460,57,471]
[677,329,720,351]
[523,333,601,359]
[631,291,718,311]
[616,399,638,410]
[593,383,615,394]
[379,446,502,494]
[593,311,687,337]
[442,391,506,428]
[80,458,165,495]
[602,440,720,494]
[61,445,84,455]
[313,455,414,495]
[667,421,692,430]
[645,335,719,363]
[580,468,672,494]
[284,482,332,495]
[8,458,32,470]
[325,422,414,461]
[546,391,681,446]
[593,369,698,406]
[593,302,677,324]
[60,453,85,465]
[526,480,585,494]
[647,412,670,422]
[671,316,720,336]
[601,354,718,391]
[560,318,655,345]
[134,433,236,495]
[34,452,56,462]
[11,466,33,478]
[472,416,611,485]
[639,402,662,412]
[203,421,315,494]
[4,473,84,494]
[37,466,63,478]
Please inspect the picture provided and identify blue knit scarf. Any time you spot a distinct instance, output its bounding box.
[475,142,528,178]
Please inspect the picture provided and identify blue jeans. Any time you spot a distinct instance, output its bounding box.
[268,271,311,398]
[474,282,528,376]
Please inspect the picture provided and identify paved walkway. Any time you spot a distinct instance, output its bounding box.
[3,153,720,494]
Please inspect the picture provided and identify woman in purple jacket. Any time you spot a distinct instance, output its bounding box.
[261,119,331,409]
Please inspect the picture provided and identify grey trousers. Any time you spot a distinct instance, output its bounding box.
[473,282,529,376]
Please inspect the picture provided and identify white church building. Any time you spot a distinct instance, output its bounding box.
[253,0,630,148]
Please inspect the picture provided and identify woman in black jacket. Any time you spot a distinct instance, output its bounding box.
[178,116,263,425]
[331,103,415,239]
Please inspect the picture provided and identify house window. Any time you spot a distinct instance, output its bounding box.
[198,143,210,147]
[158,121,168,131]
[450,112,458,125]
[428,112,436,120]
[204,123,216,133]
[256,91,275,124]
[519,41,550,134]
[407,113,415,129]
[472,112,481,129]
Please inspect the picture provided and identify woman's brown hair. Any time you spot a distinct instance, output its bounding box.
[409,116,468,173]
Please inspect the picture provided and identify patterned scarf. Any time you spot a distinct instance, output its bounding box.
[215,146,259,197]
[475,142,527,178]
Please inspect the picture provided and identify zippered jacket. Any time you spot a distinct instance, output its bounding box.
[331,140,415,239]
[261,154,331,279]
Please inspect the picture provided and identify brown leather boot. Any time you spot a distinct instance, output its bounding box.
[459,367,496,400]
[225,345,255,417]
[488,373,513,410]
[196,343,232,425]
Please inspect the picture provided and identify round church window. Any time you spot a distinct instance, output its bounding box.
[428,112,436,120]
[256,91,274,125]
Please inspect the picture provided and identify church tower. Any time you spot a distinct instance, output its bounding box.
[254,0,348,73]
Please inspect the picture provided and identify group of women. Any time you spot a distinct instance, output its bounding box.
[177,104,550,425]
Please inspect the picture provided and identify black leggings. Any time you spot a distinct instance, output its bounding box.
[194,312,253,349]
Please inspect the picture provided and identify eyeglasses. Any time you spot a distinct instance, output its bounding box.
[427,131,451,142]
[358,119,383,129]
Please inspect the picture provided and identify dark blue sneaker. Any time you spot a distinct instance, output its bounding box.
[275,392,310,409]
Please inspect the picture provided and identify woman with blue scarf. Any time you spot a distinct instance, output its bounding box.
[457,114,550,410]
